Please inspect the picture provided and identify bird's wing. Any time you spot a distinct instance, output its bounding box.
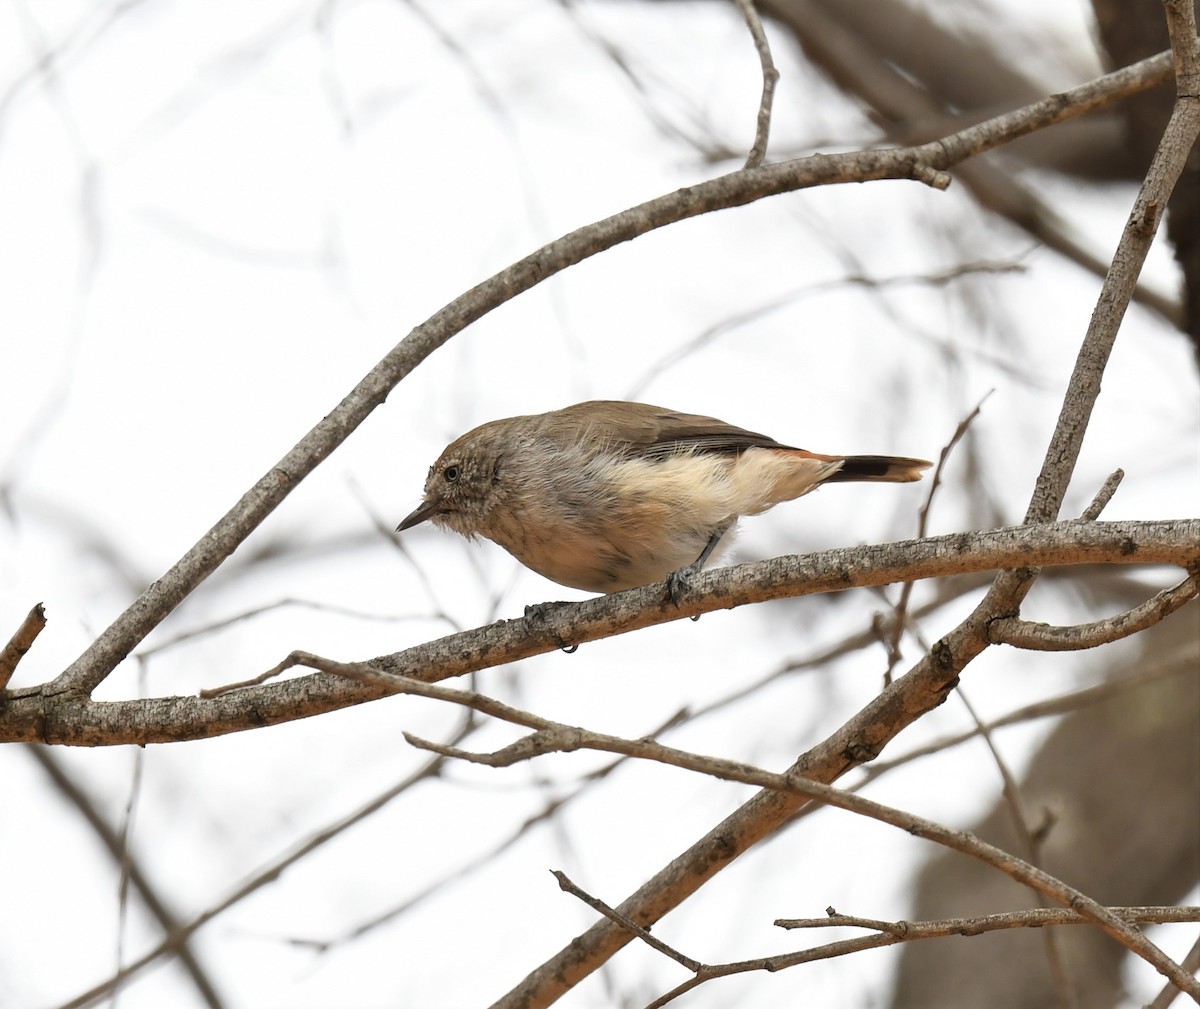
[544,401,789,459]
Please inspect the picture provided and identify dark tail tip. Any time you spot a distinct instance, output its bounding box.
[827,455,932,483]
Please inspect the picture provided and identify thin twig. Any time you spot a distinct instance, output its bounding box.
[883,392,992,683]
[774,906,1200,933]
[1147,930,1200,1009]
[989,573,1200,651]
[646,907,1200,1009]
[307,710,690,951]
[552,870,701,971]
[0,602,46,692]
[955,685,1076,1009]
[733,0,778,168]
[554,895,1200,1009]
[778,909,910,936]
[865,653,1196,775]
[1081,469,1125,521]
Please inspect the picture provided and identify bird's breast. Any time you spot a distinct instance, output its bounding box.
[480,449,737,591]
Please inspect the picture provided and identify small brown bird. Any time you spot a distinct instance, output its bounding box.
[398,401,930,594]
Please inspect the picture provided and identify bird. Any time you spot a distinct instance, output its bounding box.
[397,400,930,595]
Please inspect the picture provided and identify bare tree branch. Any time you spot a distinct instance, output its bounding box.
[989,572,1200,650]
[733,0,778,167]
[555,872,1200,1009]
[646,906,1200,1009]
[1081,468,1126,521]
[552,870,702,971]
[3,519,1194,745]
[883,392,991,683]
[0,601,45,692]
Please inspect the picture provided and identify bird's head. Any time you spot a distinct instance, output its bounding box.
[396,426,507,539]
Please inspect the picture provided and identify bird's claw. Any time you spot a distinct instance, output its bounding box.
[523,601,557,630]
[522,602,578,652]
[666,564,697,606]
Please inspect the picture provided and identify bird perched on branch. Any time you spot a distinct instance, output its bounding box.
[398,400,930,595]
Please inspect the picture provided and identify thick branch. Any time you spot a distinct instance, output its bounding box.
[3,519,1195,745]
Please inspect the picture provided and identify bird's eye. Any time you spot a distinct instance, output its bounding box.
[443,464,460,483]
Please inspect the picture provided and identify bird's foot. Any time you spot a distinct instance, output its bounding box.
[665,561,702,607]
[522,601,578,652]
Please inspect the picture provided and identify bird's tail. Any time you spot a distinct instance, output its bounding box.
[823,454,932,483]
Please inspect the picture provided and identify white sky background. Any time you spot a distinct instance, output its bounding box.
[2,1,1198,1007]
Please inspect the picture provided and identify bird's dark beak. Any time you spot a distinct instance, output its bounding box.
[396,498,441,532]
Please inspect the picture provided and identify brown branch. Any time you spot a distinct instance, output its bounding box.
[4,519,1195,745]
[45,42,1195,701]
[551,870,701,972]
[779,909,911,935]
[733,0,779,168]
[0,602,46,693]
[647,906,1200,1009]
[551,881,1198,1009]
[1020,16,1198,532]
[1165,1,1200,85]
[774,906,1200,933]
[1081,468,1125,521]
[883,392,991,683]
[989,572,1200,650]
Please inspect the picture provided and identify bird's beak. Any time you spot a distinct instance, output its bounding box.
[396,498,441,532]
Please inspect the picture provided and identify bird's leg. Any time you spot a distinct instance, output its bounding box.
[666,523,731,606]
